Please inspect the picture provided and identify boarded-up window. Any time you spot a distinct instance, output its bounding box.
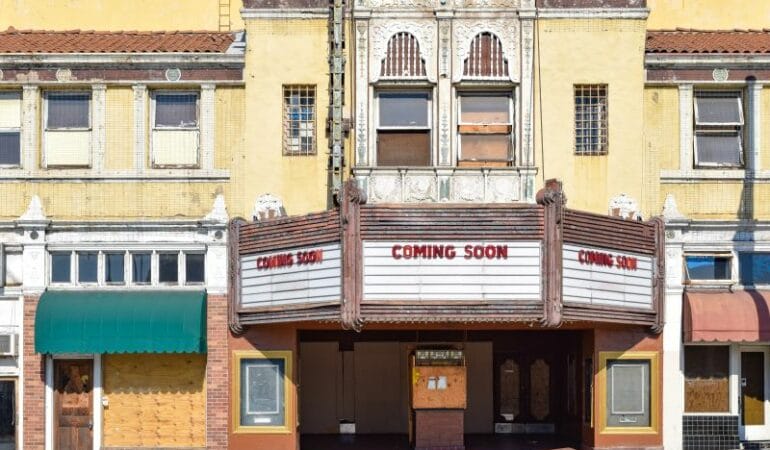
[685,346,729,413]
[381,32,426,79]
[694,91,744,167]
[0,92,21,166]
[152,92,200,167]
[463,32,508,79]
[44,92,91,167]
[458,94,512,166]
[376,92,431,166]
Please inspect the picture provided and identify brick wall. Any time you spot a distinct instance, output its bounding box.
[206,294,229,450]
[23,295,44,450]
[414,409,464,450]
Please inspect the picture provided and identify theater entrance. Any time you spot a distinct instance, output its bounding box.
[298,330,584,450]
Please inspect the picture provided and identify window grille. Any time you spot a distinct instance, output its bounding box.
[283,85,316,156]
[380,32,427,79]
[463,33,508,79]
[574,84,608,155]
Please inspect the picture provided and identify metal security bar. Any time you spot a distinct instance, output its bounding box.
[463,32,508,79]
[283,85,316,156]
[574,84,608,155]
[380,32,427,79]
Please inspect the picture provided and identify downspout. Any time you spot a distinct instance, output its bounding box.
[329,0,346,203]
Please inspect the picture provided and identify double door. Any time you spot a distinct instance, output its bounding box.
[495,353,557,432]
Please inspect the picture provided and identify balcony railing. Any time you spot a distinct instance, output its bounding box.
[352,166,538,203]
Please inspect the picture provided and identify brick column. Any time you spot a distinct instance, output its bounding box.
[23,295,45,450]
[206,294,229,449]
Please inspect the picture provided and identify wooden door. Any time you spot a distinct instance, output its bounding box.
[742,352,766,426]
[54,360,93,450]
[495,353,555,429]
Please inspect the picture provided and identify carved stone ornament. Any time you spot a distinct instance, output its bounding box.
[370,20,437,83]
[55,68,72,82]
[453,0,520,7]
[453,20,520,83]
[487,175,519,203]
[452,175,484,202]
[608,193,641,221]
[712,68,729,82]
[360,0,434,8]
[203,194,229,223]
[662,193,686,221]
[165,68,182,82]
[253,193,285,222]
[404,175,437,202]
[370,175,402,203]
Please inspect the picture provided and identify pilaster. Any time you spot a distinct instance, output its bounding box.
[200,84,216,170]
[132,84,147,172]
[678,84,693,171]
[21,85,39,171]
[91,84,107,172]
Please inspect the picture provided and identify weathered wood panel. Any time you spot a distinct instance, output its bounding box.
[102,354,205,448]
[362,241,541,301]
[240,243,341,309]
[239,210,340,255]
[563,210,656,255]
[562,244,653,310]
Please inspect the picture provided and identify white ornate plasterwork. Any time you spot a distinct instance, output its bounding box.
[355,21,369,166]
[204,194,229,223]
[359,0,434,8]
[451,176,484,202]
[608,193,641,220]
[453,0,520,7]
[486,175,519,202]
[20,195,46,222]
[369,175,402,202]
[453,19,520,83]
[662,193,685,221]
[370,20,437,83]
[404,175,437,202]
[253,193,286,222]
[519,19,535,167]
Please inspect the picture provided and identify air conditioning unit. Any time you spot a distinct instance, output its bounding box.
[0,334,17,356]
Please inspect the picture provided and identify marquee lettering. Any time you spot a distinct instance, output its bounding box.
[577,249,638,271]
[391,244,508,260]
[256,249,324,270]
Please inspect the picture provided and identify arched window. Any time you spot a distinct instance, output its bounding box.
[463,32,508,79]
[380,32,427,78]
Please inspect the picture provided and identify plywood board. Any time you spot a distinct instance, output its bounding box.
[411,365,466,409]
[299,342,340,434]
[354,342,406,433]
[464,342,493,433]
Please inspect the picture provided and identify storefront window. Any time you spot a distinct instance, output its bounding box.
[684,346,729,413]
[739,252,770,285]
[234,351,291,433]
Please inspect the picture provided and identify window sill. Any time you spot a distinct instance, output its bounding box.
[659,169,764,182]
[0,168,230,181]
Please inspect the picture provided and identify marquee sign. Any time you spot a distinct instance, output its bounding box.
[563,244,653,310]
[363,241,542,302]
[240,243,341,309]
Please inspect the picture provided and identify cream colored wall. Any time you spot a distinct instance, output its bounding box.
[660,183,746,220]
[0,0,243,31]
[232,18,334,218]
[215,87,244,171]
[761,88,770,172]
[104,87,134,170]
[535,19,648,216]
[647,0,770,30]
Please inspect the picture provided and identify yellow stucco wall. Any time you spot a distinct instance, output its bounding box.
[215,87,243,171]
[233,18,336,218]
[647,0,770,30]
[104,87,134,171]
[535,19,648,216]
[0,0,243,31]
[660,183,750,220]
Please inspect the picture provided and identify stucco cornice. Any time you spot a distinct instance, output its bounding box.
[241,8,329,19]
[646,54,770,68]
[536,7,649,19]
[0,53,245,66]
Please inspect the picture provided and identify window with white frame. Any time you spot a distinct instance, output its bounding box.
[44,91,91,167]
[151,92,200,167]
[283,85,316,156]
[50,250,205,286]
[457,93,513,166]
[376,91,431,166]
[684,254,733,283]
[0,92,21,167]
[693,91,744,167]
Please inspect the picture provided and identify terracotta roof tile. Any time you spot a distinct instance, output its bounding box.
[0,28,235,53]
[647,29,770,54]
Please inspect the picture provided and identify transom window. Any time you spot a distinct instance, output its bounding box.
[694,91,744,168]
[0,92,21,167]
[458,93,513,166]
[50,250,205,287]
[684,254,732,282]
[376,91,431,167]
[574,84,608,155]
[283,85,316,156]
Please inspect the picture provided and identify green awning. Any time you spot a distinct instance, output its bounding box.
[35,290,206,354]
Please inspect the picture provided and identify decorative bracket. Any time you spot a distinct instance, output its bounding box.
[536,179,566,328]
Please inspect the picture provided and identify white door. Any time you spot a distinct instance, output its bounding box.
[740,347,770,441]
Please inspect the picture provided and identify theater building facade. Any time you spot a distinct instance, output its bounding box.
[228,181,666,450]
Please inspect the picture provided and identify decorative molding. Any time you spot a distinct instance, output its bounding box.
[536,7,649,19]
[204,194,229,223]
[370,20,437,83]
[91,84,107,173]
[661,194,685,221]
[55,68,72,82]
[453,19,519,82]
[404,175,438,202]
[253,193,286,221]
[608,193,641,221]
[164,68,182,82]
[355,21,369,166]
[19,196,46,223]
[645,54,770,68]
[241,8,330,19]
[678,84,693,172]
[0,54,244,66]
[132,84,147,173]
[21,85,39,171]
[200,83,216,171]
[712,68,729,82]
[453,0,520,7]
[519,19,534,167]
[359,0,434,8]
[748,80,763,173]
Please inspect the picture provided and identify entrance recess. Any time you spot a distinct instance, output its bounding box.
[54,360,93,450]
[741,348,770,441]
[496,353,555,434]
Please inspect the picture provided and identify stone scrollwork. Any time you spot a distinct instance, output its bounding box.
[451,175,484,202]
[487,175,519,203]
[404,175,437,202]
[363,0,435,7]
[453,19,520,83]
[453,0,520,7]
[370,20,437,83]
[369,174,402,203]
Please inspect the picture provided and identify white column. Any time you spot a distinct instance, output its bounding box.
[354,18,370,167]
[663,241,685,450]
[132,84,147,172]
[436,13,452,167]
[678,84,693,172]
[748,81,763,172]
[199,84,216,171]
[91,84,107,172]
[21,85,39,171]
[519,12,535,169]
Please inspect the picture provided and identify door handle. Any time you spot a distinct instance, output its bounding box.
[88,421,93,430]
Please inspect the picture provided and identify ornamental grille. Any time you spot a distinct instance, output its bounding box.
[380,32,427,79]
[574,84,608,155]
[463,32,508,79]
